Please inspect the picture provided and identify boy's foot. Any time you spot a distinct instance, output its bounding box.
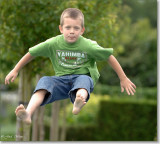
[72,96,86,115]
[15,104,31,124]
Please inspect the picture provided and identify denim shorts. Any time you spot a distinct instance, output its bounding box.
[32,74,94,106]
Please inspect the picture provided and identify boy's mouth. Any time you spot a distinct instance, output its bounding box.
[68,36,75,40]
[68,36,75,38]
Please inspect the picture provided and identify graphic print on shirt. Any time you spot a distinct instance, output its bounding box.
[56,50,88,69]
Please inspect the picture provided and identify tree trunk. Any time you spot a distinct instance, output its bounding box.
[32,108,39,141]
[32,106,45,141]
[16,67,32,141]
[32,74,41,141]
[50,101,60,141]
[16,72,23,141]
[60,99,68,141]
[23,124,31,141]
[16,117,23,141]
[39,106,45,141]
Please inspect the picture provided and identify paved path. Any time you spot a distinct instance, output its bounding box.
[1,91,18,102]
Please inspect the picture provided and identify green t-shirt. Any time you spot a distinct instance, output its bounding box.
[29,34,113,85]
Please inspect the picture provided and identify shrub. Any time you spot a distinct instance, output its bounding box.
[98,99,157,141]
[66,96,157,141]
[93,84,157,100]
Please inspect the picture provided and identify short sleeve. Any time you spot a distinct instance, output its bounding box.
[29,40,50,57]
[88,40,113,61]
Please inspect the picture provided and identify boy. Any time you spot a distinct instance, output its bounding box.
[5,8,136,124]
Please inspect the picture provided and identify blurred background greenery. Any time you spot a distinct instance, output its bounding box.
[0,0,157,141]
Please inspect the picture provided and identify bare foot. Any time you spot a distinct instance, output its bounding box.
[72,96,86,115]
[15,104,31,124]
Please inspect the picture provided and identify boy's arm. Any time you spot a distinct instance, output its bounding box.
[107,55,136,95]
[5,52,35,85]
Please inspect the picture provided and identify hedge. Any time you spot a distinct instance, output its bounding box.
[66,99,157,141]
[93,84,157,100]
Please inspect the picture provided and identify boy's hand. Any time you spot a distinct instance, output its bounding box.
[120,77,136,95]
[5,70,18,85]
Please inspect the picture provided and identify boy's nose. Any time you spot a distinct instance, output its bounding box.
[70,28,74,33]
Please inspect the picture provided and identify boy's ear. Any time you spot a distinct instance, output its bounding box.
[59,25,63,33]
[80,27,85,35]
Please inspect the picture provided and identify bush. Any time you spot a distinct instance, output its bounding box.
[65,94,110,126]
[93,84,157,100]
[98,99,157,141]
[66,96,157,141]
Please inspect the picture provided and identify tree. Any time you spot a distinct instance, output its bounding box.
[0,0,65,141]
[99,0,157,87]
[0,0,121,141]
[123,0,157,28]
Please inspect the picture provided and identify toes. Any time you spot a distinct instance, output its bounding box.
[19,104,24,109]
[75,96,86,105]
[79,96,86,102]
[15,104,25,114]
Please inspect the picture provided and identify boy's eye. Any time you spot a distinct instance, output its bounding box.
[66,27,70,29]
[74,27,80,30]
[65,26,80,31]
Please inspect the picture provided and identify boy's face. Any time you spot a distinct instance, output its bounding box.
[59,17,85,43]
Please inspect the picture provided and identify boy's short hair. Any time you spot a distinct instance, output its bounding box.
[60,8,84,28]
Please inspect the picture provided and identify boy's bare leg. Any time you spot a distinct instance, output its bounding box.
[72,88,88,115]
[15,89,47,124]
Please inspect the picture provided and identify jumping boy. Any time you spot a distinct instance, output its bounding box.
[5,8,136,124]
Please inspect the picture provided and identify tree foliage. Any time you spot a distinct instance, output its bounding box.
[0,0,120,82]
[99,0,157,87]
[123,0,157,28]
[0,0,64,77]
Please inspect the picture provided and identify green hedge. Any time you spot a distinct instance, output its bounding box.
[93,84,157,100]
[98,100,157,141]
[66,99,157,141]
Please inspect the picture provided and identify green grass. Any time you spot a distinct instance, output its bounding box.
[1,123,16,141]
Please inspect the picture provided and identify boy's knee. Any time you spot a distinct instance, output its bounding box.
[76,88,88,97]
